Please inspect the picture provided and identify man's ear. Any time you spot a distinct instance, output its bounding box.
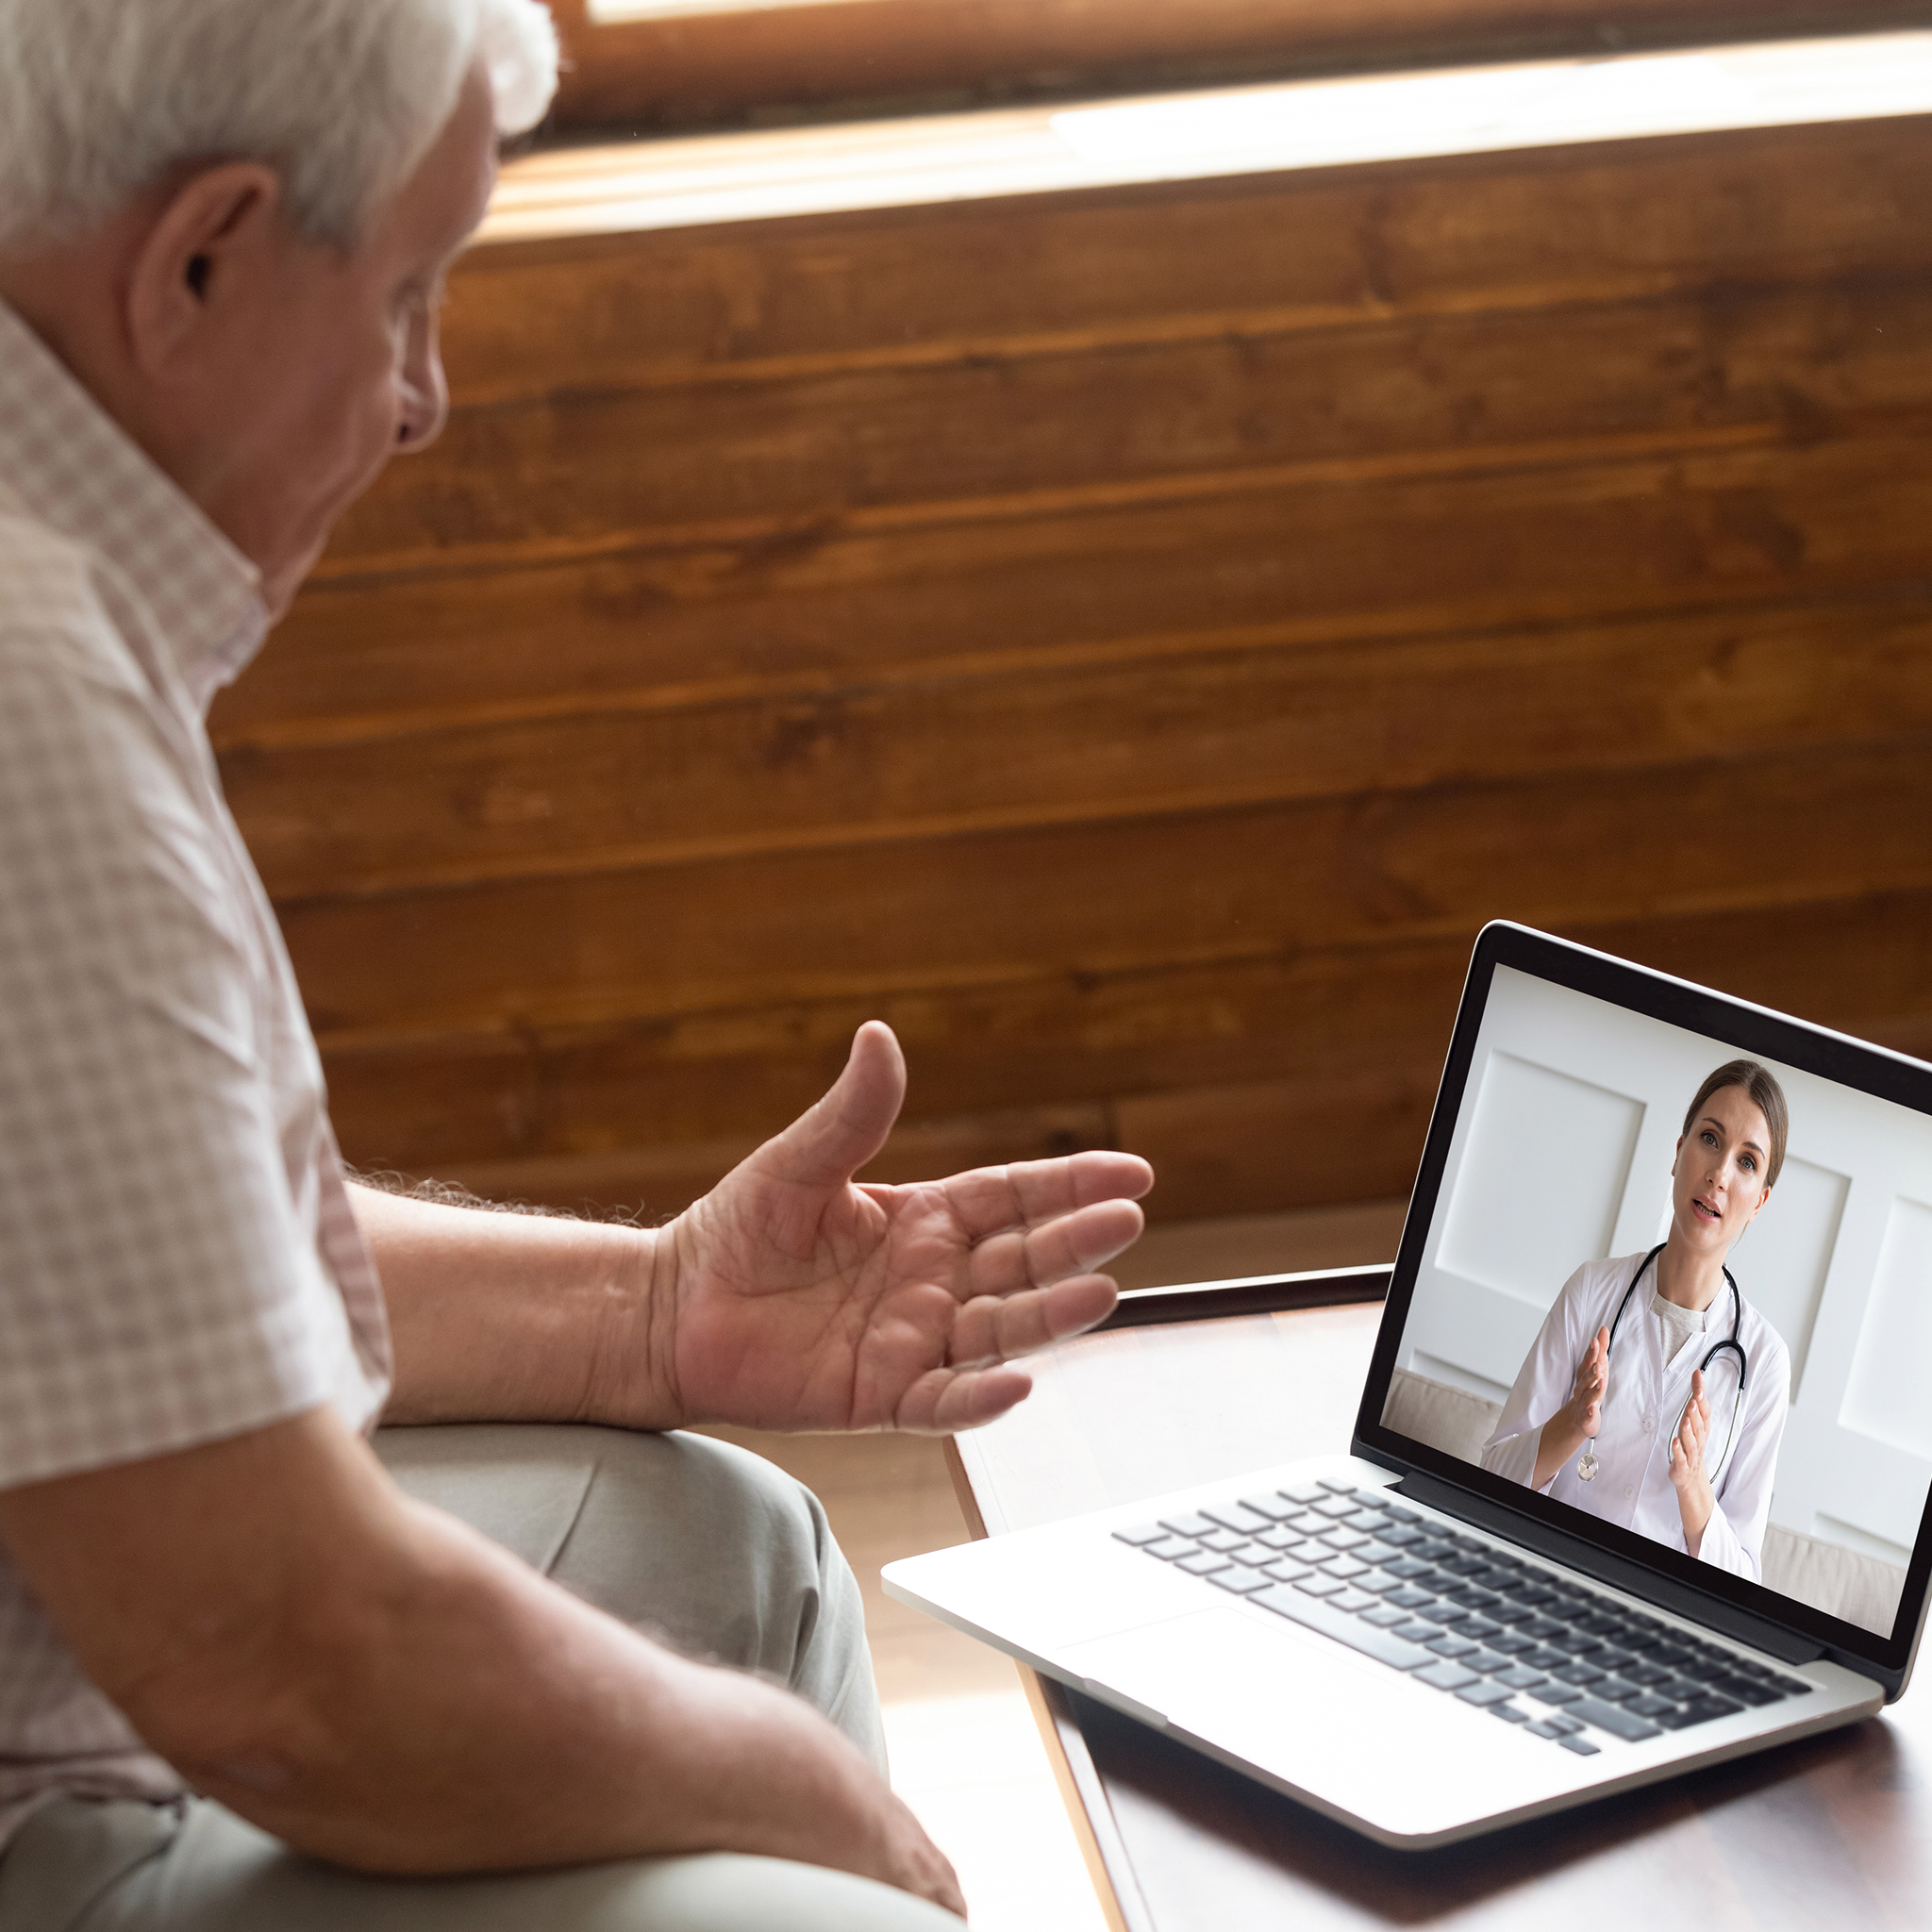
[125,162,284,382]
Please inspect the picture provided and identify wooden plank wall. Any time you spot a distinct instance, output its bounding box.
[211,114,1932,1225]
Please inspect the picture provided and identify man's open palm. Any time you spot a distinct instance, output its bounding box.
[641,1023,1153,1434]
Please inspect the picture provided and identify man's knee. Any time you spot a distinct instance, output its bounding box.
[376,1424,857,1690]
[554,1428,841,1665]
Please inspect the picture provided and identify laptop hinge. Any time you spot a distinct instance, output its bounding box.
[1394,1471,1825,1666]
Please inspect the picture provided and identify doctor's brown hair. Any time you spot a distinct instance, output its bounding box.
[1682,1060,1788,1191]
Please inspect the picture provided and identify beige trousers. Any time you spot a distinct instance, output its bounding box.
[0,1425,960,1931]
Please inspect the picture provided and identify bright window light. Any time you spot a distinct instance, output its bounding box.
[483,30,1932,243]
[587,0,871,19]
[1050,35,1932,172]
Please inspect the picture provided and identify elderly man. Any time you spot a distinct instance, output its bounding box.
[0,4,1154,1927]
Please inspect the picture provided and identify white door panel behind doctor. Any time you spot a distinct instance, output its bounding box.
[1393,966,1932,1569]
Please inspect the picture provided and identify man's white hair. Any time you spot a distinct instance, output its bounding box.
[0,0,558,252]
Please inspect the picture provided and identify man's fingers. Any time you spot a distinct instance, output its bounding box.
[960,1200,1144,1299]
[764,1022,907,1192]
[949,1275,1119,1365]
[892,1362,1038,1434]
[944,1151,1154,1242]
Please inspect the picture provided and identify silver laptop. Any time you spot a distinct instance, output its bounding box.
[883,922,1932,1846]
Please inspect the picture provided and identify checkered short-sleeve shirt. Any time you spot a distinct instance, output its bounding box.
[0,300,392,1843]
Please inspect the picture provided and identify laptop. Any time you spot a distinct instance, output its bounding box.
[882,922,1932,1846]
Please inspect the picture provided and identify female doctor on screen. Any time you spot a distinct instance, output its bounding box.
[1480,1059,1793,1581]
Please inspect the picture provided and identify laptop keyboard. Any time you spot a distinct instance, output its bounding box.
[1113,1479,1814,1756]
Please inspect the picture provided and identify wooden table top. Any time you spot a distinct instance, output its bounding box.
[947,1281,1931,1932]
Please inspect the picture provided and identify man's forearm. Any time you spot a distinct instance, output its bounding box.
[351,1183,673,1427]
[2,1411,947,1900]
[203,1497,912,1882]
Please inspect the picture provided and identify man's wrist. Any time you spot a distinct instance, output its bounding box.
[580,1218,685,1431]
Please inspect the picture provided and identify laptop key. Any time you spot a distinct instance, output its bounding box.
[1263,1559,1313,1584]
[1625,1694,1678,1718]
[1201,1503,1274,1537]
[1159,1514,1218,1539]
[1426,1635,1478,1658]
[1317,1479,1357,1494]
[1324,1557,1371,1580]
[1456,1680,1516,1707]
[1392,1621,1442,1642]
[1176,1550,1234,1575]
[1525,1719,1569,1739]
[1255,1526,1300,1550]
[1362,1605,1412,1628]
[1330,1590,1377,1614]
[1312,1496,1360,1519]
[1321,1529,1370,1551]
[1249,1584,1436,1672]
[1710,1675,1783,1707]
[1491,1703,1532,1724]
[1141,1538,1198,1561]
[1341,1510,1388,1534]
[1467,1652,1514,1675]
[1295,1574,1346,1598]
[1675,1696,1745,1725]
[1375,1525,1424,1548]
[1239,1494,1303,1523]
[1280,1486,1328,1506]
[1208,1569,1274,1595]
[1535,1682,1586,1706]
[1498,1667,1547,1691]
[1571,1697,1663,1742]
[1491,1634,1539,1656]
[1416,1661,1481,1691]
[1349,1490,1391,1509]
[1385,1587,1435,1610]
[1112,1525,1171,1546]
[1197,1529,1247,1552]
[1559,1735,1602,1757]
[1555,1662,1606,1686]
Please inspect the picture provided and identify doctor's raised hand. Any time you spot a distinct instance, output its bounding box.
[603,1022,1155,1436]
[1530,1324,1610,1489]
[1669,1369,1717,1553]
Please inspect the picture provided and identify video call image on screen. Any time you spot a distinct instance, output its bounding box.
[1381,966,1932,1640]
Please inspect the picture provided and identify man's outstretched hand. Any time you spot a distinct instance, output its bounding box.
[598,1023,1153,1436]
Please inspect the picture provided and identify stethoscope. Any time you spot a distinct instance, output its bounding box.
[1575,1242,1748,1487]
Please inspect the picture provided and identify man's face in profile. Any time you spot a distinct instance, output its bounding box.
[208,65,498,617]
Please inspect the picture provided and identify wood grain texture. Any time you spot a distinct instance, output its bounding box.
[544,0,1932,132]
[225,110,1932,1224]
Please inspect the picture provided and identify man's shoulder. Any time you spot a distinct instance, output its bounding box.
[0,507,155,700]
[0,507,100,623]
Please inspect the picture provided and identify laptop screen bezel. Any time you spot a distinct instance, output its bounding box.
[1351,921,1932,1692]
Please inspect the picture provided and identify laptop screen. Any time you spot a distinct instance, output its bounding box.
[1358,923,1932,1674]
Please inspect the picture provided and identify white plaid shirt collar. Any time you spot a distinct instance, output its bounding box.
[0,297,268,715]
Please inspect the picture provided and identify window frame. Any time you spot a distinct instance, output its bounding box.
[547,0,1932,136]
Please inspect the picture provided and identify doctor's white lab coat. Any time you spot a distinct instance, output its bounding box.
[1480,1251,1791,1581]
